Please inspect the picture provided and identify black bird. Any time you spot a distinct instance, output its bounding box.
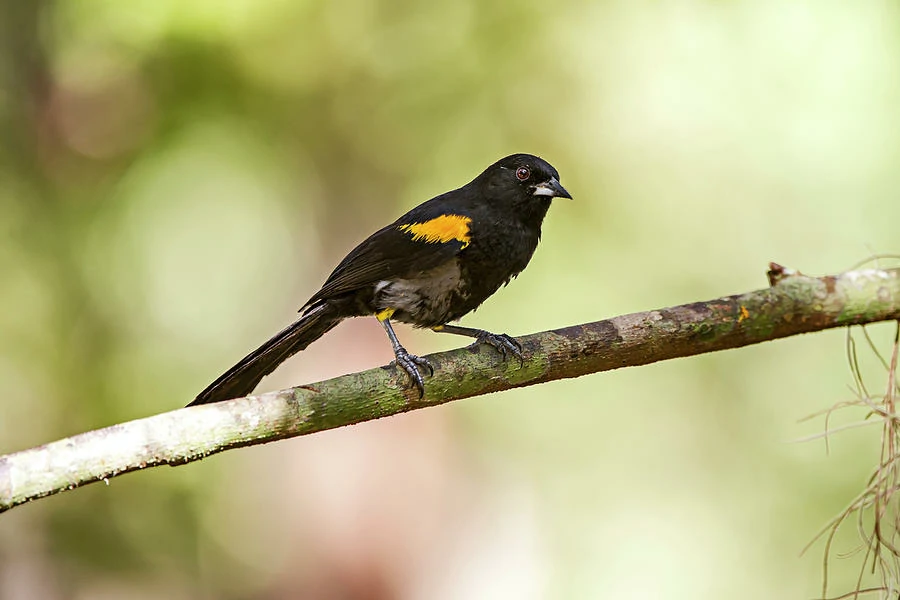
[189,153,571,406]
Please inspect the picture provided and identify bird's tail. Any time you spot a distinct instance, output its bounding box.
[188,303,345,406]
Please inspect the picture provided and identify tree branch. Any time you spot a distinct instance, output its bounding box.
[2,264,899,513]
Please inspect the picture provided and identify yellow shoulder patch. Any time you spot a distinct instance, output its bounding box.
[398,214,472,248]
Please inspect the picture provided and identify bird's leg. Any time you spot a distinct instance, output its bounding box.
[433,324,524,365]
[377,311,433,398]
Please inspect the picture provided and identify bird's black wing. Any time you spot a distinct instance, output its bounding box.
[302,194,475,309]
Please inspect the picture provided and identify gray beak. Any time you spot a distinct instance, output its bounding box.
[532,177,572,199]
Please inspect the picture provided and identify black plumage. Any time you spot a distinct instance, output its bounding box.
[189,153,571,406]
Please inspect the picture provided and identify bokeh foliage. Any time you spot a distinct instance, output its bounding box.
[2,1,900,598]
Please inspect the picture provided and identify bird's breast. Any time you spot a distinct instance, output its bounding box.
[373,259,471,328]
[462,221,540,281]
[371,220,542,328]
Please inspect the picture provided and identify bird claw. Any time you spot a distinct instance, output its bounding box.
[392,348,433,398]
[475,332,524,366]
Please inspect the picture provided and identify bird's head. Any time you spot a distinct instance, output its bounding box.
[476,153,571,223]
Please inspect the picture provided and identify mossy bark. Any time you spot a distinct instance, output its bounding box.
[1,265,898,513]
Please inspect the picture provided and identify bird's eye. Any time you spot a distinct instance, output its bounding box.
[515,166,530,181]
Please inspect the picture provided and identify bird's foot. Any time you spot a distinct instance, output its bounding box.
[392,347,434,398]
[475,331,524,366]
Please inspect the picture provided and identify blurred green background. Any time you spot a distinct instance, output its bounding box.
[2,0,900,598]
